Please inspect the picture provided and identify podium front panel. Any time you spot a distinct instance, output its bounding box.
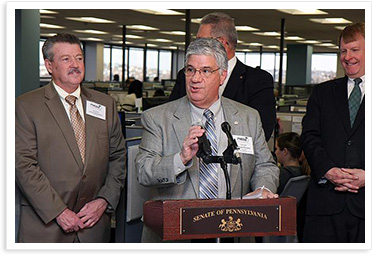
[144,198,296,241]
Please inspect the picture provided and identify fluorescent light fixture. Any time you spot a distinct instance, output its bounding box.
[40,33,57,37]
[148,38,173,43]
[73,29,108,35]
[316,43,337,47]
[40,15,56,19]
[126,25,159,30]
[79,37,104,42]
[160,31,186,36]
[253,32,281,36]
[277,9,328,15]
[239,49,252,52]
[40,9,58,14]
[66,17,115,24]
[181,18,202,24]
[40,23,65,29]
[242,42,264,46]
[310,18,352,24]
[126,35,144,39]
[298,40,321,44]
[283,36,305,41]
[146,44,158,47]
[335,26,347,30]
[236,25,259,31]
[132,9,183,15]
[174,42,185,45]
[265,45,280,49]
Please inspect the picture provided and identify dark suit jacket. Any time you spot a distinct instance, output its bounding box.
[15,83,126,242]
[301,76,365,219]
[169,59,276,141]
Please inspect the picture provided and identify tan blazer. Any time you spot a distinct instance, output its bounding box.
[15,83,126,242]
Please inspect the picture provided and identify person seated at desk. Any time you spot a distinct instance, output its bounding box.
[121,80,143,112]
[275,132,310,194]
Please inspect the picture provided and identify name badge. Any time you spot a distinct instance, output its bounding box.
[86,100,106,120]
[233,135,254,155]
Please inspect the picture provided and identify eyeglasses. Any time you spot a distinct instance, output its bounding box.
[183,66,220,78]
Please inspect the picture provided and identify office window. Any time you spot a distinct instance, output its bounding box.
[159,50,171,81]
[39,40,49,78]
[129,47,144,81]
[261,53,275,78]
[235,52,245,64]
[112,47,123,81]
[103,46,111,81]
[311,53,337,84]
[275,53,287,84]
[146,49,158,81]
[245,52,261,69]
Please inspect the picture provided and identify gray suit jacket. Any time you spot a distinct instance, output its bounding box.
[136,96,279,242]
[15,83,126,242]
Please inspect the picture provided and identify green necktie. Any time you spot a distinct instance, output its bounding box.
[349,78,362,127]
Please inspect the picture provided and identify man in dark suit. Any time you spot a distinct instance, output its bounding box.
[15,33,126,242]
[169,12,276,142]
[301,22,365,243]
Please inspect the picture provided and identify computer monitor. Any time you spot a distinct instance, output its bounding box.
[142,96,169,111]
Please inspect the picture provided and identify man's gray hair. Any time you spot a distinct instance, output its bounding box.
[201,12,238,50]
[185,38,228,73]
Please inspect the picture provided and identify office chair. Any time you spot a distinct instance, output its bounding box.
[280,175,311,205]
[264,175,311,243]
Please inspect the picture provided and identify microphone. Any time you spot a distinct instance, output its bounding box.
[221,122,237,150]
[192,122,212,159]
[221,122,241,163]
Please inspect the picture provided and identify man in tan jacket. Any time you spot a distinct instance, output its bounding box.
[15,33,126,242]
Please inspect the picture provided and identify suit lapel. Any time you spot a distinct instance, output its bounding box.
[80,88,93,174]
[222,59,245,99]
[333,77,352,135]
[351,97,365,135]
[172,97,199,197]
[44,83,84,171]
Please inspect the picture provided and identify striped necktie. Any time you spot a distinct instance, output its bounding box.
[65,95,86,163]
[349,78,362,127]
[199,109,218,199]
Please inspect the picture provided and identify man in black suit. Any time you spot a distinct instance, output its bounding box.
[169,12,276,142]
[301,22,365,243]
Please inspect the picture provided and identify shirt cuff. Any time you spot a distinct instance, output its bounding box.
[173,153,193,176]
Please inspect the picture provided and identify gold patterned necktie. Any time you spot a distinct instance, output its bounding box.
[65,95,86,163]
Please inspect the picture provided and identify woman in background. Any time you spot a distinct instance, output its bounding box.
[121,80,143,112]
[275,132,310,194]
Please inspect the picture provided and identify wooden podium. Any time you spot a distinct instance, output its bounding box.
[143,197,296,241]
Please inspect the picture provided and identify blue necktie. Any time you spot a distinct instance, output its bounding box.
[349,78,362,127]
[199,109,218,199]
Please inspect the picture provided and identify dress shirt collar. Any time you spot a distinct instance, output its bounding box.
[189,98,222,127]
[53,81,81,101]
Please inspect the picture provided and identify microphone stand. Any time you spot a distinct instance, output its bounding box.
[201,143,239,200]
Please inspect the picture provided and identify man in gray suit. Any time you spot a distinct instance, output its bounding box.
[136,38,279,242]
[15,33,126,242]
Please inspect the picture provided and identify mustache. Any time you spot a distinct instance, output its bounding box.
[68,68,82,75]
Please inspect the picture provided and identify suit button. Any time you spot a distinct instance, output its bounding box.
[347,140,352,146]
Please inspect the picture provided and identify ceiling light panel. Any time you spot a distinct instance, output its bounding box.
[39,9,58,14]
[277,9,328,15]
[309,18,352,24]
[66,17,115,23]
[236,26,259,31]
[131,9,183,15]
[160,31,186,36]
[40,23,65,29]
[126,25,159,30]
[73,29,108,35]
[253,32,282,36]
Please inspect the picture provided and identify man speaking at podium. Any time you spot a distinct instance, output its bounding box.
[136,38,279,243]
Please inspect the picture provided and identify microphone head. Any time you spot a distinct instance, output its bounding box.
[221,122,231,133]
